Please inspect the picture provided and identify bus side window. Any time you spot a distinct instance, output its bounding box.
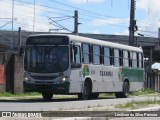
[103,47,111,66]
[114,49,120,67]
[132,52,137,68]
[138,53,143,68]
[71,45,82,68]
[74,46,81,64]
[82,43,90,64]
[123,50,129,67]
[92,45,101,65]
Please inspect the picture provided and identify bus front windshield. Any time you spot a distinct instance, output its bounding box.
[24,46,69,73]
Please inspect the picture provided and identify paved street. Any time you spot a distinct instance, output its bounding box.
[0,96,160,111]
[0,96,160,120]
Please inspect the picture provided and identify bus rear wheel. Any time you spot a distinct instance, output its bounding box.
[115,81,129,98]
[42,92,53,101]
[78,82,90,100]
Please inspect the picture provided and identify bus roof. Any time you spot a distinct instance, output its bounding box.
[28,34,143,53]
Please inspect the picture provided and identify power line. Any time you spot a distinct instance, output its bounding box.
[0,0,159,36]
[48,17,72,32]
[0,0,72,17]
[0,18,17,29]
[15,0,74,13]
[0,0,129,31]
[138,30,158,34]
[78,17,128,28]
[12,0,129,23]
[0,0,130,25]
[49,0,128,20]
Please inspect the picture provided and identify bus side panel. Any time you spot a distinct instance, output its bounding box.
[89,64,103,92]
[130,68,144,91]
[122,68,138,82]
[103,66,123,92]
[69,69,82,93]
[138,69,144,82]
[130,82,144,91]
[122,68,144,91]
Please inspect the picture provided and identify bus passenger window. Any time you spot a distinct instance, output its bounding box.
[138,53,143,68]
[82,43,90,64]
[123,50,129,67]
[132,52,137,68]
[74,46,81,64]
[71,45,81,68]
[114,49,120,66]
[104,47,110,65]
[92,45,101,64]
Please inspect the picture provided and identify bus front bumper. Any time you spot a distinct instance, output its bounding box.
[23,81,70,94]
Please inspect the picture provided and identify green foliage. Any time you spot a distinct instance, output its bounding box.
[99,93,114,98]
[115,100,160,109]
[0,92,40,97]
[130,88,155,96]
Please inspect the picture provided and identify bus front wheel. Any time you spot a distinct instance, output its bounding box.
[78,82,90,100]
[115,81,129,98]
[42,92,53,101]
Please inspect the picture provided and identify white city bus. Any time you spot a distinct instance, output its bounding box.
[23,34,144,100]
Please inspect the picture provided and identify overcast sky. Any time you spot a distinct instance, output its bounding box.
[0,0,160,37]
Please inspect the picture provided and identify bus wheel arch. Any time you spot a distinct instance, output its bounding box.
[115,79,130,98]
[78,77,92,100]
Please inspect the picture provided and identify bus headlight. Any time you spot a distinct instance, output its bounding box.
[24,72,30,81]
[24,76,29,81]
[62,77,66,81]
[58,76,68,83]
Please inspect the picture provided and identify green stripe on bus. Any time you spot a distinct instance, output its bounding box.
[122,68,144,82]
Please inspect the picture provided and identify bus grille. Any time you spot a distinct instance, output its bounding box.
[31,76,58,80]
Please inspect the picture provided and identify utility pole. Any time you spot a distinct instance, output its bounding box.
[12,0,14,49]
[33,0,35,32]
[18,27,21,55]
[129,0,136,46]
[73,10,78,35]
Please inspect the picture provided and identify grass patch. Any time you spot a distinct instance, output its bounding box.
[130,88,156,96]
[0,92,41,97]
[0,88,157,98]
[54,95,77,99]
[99,93,114,98]
[115,100,160,109]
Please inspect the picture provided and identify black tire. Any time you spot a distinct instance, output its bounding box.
[78,82,90,100]
[90,93,99,99]
[115,81,129,98]
[42,92,53,101]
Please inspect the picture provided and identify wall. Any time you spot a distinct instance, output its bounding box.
[14,55,24,93]
[0,55,5,92]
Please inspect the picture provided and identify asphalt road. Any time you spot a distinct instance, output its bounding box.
[0,96,160,120]
[0,96,160,111]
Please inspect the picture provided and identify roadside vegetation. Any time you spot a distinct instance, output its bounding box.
[115,100,160,109]
[129,88,156,96]
[0,92,41,97]
[0,88,157,98]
